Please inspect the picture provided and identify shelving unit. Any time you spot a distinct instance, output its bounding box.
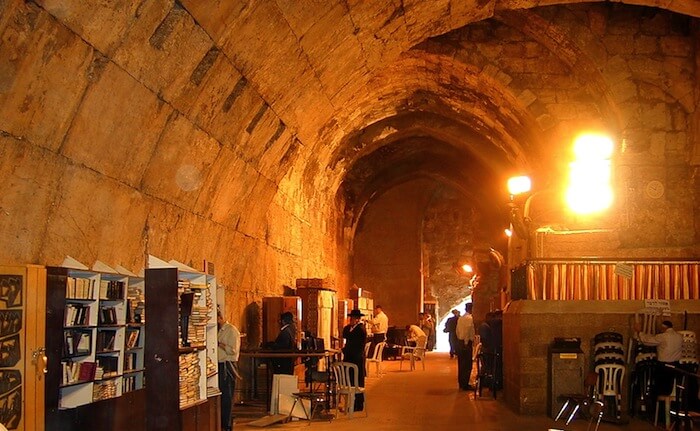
[46,258,145,412]
[121,268,145,394]
[145,256,219,431]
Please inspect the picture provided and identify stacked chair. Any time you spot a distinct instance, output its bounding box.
[632,343,658,416]
[593,332,626,421]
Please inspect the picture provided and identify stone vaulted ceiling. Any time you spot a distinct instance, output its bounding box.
[1,0,698,288]
[180,0,699,226]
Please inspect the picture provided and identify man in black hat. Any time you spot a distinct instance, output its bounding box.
[342,309,367,411]
[270,311,297,374]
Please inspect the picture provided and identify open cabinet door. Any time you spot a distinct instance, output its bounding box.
[0,265,46,431]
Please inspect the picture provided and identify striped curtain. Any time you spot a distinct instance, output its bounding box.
[526,261,700,300]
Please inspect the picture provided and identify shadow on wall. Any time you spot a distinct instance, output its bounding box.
[244,302,262,349]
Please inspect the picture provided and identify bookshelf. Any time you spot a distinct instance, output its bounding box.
[145,257,219,431]
[46,259,146,412]
[121,268,145,394]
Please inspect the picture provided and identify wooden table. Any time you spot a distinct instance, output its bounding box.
[239,349,341,414]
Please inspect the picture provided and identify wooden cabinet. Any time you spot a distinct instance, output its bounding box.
[0,264,46,431]
[298,288,337,352]
[145,259,219,431]
[262,296,302,348]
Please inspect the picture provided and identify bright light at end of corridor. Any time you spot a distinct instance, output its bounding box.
[461,264,473,274]
[507,175,531,197]
[566,132,614,215]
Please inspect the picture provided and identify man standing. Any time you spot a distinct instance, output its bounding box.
[635,319,683,397]
[271,311,297,374]
[443,309,460,359]
[455,302,475,390]
[218,309,241,431]
[419,312,435,350]
[371,305,388,343]
[370,305,388,355]
[342,309,367,411]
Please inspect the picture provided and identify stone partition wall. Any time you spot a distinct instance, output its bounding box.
[503,300,700,415]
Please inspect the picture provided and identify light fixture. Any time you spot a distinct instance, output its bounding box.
[507,175,532,198]
[565,133,615,215]
[461,264,473,274]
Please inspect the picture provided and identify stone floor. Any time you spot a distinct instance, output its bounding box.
[234,352,659,431]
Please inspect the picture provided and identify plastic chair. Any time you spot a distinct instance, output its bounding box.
[366,342,386,377]
[595,363,625,419]
[655,377,677,429]
[331,361,366,418]
[400,338,427,371]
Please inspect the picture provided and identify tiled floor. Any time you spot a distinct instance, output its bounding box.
[235,352,658,430]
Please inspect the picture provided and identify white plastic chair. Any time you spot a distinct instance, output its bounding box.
[366,342,386,376]
[400,338,427,371]
[331,361,366,418]
[595,363,625,419]
[655,377,677,430]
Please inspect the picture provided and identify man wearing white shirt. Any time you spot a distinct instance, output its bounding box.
[372,305,389,342]
[369,305,389,356]
[455,302,475,390]
[635,319,683,397]
[218,310,241,431]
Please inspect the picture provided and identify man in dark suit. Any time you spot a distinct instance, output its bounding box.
[443,309,460,359]
[271,311,297,374]
[342,309,367,411]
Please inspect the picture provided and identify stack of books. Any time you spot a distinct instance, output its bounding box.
[178,352,201,408]
[93,380,118,401]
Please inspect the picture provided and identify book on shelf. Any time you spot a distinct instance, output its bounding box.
[65,304,90,326]
[99,280,125,300]
[61,361,96,385]
[98,306,118,325]
[97,331,116,351]
[78,361,97,381]
[126,329,140,349]
[76,332,91,354]
[66,277,95,299]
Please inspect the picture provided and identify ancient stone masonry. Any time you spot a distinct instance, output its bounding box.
[0,0,698,338]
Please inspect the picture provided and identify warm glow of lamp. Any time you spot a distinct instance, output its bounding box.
[566,133,614,215]
[504,228,512,237]
[461,264,473,274]
[507,175,532,197]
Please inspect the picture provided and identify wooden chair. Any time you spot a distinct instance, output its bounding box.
[366,342,386,377]
[331,361,366,418]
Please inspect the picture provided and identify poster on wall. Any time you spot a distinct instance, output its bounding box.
[0,275,23,430]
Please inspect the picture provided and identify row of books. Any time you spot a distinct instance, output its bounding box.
[99,280,125,301]
[65,304,91,327]
[98,306,119,325]
[64,330,91,357]
[61,360,97,385]
[123,375,141,393]
[66,277,96,299]
[124,352,139,371]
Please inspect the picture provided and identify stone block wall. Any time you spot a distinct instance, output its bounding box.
[504,300,700,415]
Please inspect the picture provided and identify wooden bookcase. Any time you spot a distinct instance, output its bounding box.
[145,258,219,431]
[45,262,146,409]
